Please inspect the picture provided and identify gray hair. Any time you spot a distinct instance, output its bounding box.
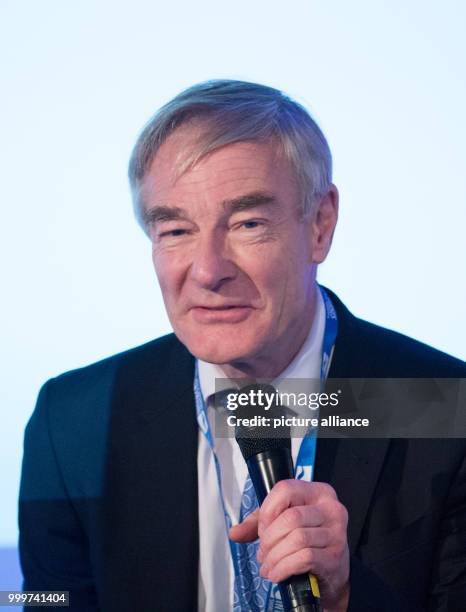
[128,79,333,228]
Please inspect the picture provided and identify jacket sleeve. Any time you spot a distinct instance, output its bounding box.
[18,380,100,611]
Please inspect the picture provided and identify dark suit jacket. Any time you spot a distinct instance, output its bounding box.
[19,289,466,611]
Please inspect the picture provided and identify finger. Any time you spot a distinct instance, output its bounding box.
[259,526,330,569]
[260,547,320,583]
[229,508,259,543]
[261,540,349,585]
[259,480,337,534]
[258,505,324,560]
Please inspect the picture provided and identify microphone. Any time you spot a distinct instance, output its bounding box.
[234,384,322,612]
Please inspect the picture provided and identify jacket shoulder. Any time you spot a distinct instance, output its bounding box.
[49,332,179,389]
[354,317,465,377]
[24,333,184,500]
[323,287,465,377]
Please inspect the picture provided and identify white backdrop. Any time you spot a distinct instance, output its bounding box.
[1,0,465,554]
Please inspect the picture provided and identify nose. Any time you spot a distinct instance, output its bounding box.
[189,232,237,290]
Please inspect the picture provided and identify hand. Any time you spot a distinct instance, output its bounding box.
[229,479,350,612]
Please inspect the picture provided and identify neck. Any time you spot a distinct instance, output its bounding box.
[219,284,319,380]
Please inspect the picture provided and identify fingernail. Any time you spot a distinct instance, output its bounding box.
[257,548,263,562]
[260,564,269,577]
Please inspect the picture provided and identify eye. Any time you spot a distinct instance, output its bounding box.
[160,229,187,237]
[154,222,193,240]
[235,218,267,231]
[242,220,261,229]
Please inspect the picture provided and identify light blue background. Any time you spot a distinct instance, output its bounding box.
[1,0,465,590]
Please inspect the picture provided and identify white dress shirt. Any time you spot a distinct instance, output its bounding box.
[197,290,326,612]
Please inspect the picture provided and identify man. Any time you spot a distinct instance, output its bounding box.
[19,80,466,611]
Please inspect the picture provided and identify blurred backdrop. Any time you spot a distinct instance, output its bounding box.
[1,0,465,591]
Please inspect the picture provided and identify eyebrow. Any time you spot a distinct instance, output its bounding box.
[142,205,186,227]
[221,192,277,214]
[142,192,277,227]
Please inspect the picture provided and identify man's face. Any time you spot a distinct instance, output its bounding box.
[140,129,337,376]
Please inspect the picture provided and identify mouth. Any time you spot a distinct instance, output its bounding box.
[190,305,253,324]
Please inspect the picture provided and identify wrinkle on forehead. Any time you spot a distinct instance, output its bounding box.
[151,122,286,187]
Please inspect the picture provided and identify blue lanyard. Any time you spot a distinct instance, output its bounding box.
[295,286,338,480]
[193,284,338,607]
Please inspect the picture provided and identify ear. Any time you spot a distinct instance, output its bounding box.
[310,184,339,264]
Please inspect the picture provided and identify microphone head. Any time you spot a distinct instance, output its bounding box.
[234,383,291,461]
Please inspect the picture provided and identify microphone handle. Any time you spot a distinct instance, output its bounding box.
[246,448,323,612]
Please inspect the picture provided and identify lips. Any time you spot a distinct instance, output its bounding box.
[190,305,253,324]
[192,303,248,309]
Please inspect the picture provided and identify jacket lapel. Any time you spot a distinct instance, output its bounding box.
[315,289,390,554]
[102,336,198,612]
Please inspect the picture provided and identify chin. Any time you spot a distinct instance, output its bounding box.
[177,327,259,366]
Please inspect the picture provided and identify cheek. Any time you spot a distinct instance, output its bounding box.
[153,244,191,275]
[254,242,302,282]
[152,258,163,279]
[236,256,287,315]
[152,254,180,303]
[263,251,310,310]
[152,252,164,286]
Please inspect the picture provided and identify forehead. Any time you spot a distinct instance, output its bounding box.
[139,128,299,209]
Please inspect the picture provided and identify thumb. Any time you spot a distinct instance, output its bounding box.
[229,508,260,543]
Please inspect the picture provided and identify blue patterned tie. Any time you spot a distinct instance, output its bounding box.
[233,476,284,611]
[210,387,284,610]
